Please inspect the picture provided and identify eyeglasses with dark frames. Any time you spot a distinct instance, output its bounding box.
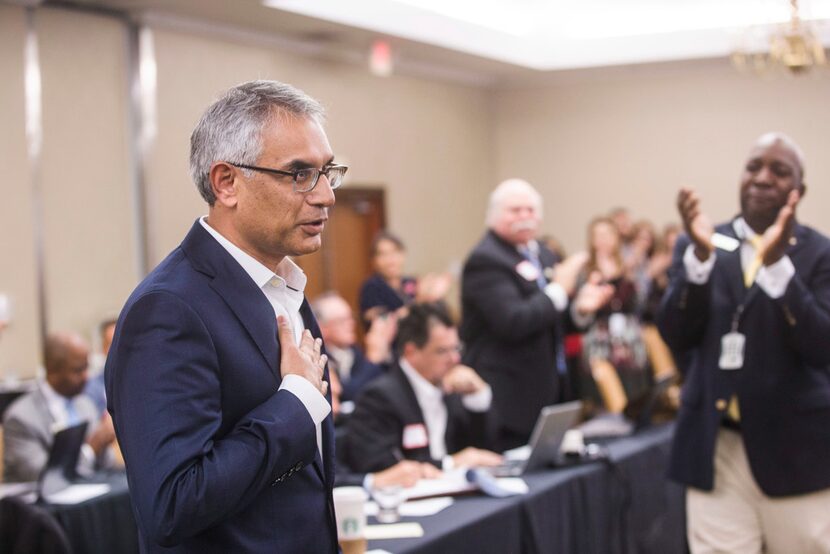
[229,162,348,193]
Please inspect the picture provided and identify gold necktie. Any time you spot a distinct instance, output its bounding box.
[743,235,764,288]
[727,395,740,422]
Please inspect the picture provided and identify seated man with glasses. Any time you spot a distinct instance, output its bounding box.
[345,302,503,474]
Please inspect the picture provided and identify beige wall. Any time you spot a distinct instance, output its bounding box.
[0,5,39,377]
[3,4,830,377]
[38,8,137,341]
[494,63,830,254]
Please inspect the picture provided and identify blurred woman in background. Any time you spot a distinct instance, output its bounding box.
[358,231,452,327]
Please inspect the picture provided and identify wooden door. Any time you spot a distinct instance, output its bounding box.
[295,187,386,315]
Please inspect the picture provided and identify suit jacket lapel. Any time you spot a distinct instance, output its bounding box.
[391,366,428,424]
[716,222,747,304]
[301,301,333,487]
[181,222,280,379]
[486,231,541,293]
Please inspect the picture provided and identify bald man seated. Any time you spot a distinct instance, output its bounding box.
[3,332,116,482]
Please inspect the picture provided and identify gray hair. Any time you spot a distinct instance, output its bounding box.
[485,178,543,227]
[754,132,806,179]
[310,290,345,323]
[189,80,326,205]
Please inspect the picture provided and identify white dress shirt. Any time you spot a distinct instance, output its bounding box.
[683,218,795,299]
[199,217,330,459]
[399,358,492,469]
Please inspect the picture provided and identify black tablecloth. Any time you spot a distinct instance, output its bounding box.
[44,471,138,554]
[39,425,683,553]
[368,423,685,554]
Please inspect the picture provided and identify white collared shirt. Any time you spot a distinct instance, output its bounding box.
[398,358,492,465]
[40,378,81,429]
[199,217,330,459]
[326,345,355,380]
[683,217,795,298]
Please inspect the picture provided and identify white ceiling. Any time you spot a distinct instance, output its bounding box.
[265,0,830,70]
[33,0,830,85]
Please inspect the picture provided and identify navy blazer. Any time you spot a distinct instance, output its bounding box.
[460,231,564,445]
[658,220,830,497]
[105,221,337,552]
[338,345,384,403]
[344,365,496,473]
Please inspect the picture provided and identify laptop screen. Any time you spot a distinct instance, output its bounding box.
[39,421,88,499]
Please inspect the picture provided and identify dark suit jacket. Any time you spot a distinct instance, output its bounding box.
[344,364,495,473]
[460,231,564,445]
[658,220,830,497]
[105,221,337,552]
[338,345,385,403]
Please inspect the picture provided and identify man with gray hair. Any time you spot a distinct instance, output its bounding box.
[106,80,345,552]
[659,132,830,552]
[460,178,613,449]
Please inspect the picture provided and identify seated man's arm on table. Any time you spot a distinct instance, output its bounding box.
[109,291,321,547]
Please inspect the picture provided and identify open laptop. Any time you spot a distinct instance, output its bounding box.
[38,421,89,500]
[489,400,582,477]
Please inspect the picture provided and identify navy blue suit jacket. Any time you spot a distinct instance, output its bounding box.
[658,220,830,496]
[105,221,337,552]
[338,345,384,403]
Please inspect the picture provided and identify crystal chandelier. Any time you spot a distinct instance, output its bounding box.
[732,0,827,75]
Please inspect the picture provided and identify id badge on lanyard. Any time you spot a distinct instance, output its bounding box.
[719,304,746,370]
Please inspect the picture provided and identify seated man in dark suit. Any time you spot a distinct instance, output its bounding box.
[346,303,503,473]
[330,369,441,489]
[3,332,116,482]
[312,291,395,406]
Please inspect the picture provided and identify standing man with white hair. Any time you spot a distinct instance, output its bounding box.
[460,179,613,450]
[659,132,830,552]
[106,80,343,552]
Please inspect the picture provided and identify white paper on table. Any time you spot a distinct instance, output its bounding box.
[365,522,424,540]
[44,483,111,504]
[494,477,529,495]
[365,496,454,517]
[403,469,475,500]
[0,482,37,499]
[366,550,393,554]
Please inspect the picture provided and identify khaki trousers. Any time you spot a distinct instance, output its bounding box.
[687,429,830,554]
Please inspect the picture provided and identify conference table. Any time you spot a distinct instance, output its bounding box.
[45,423,683,553]
[367,423,685,554]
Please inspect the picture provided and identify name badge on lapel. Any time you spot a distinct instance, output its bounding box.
[402,423,428,450]
[516,260,540,282]
[719,332,745,370]
[711,233,740,252]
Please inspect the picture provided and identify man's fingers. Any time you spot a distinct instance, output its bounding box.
[313,337,322,358]
[320,380,329,397]
[277,316,295,347]
[299,329,314,352]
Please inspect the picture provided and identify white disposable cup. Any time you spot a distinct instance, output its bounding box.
[333,486,368,554]
[560,429,586,455]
